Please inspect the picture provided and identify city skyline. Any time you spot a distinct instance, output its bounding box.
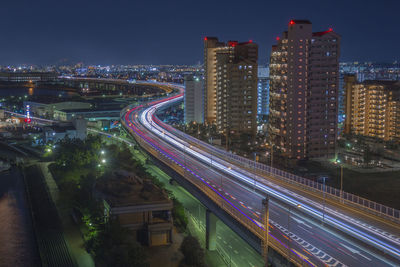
[1,0,400,65]
[1,2,400,267]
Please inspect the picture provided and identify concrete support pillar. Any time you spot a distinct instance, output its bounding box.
[206,209,217,251]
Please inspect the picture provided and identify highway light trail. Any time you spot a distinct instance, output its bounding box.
[123,104,320,266]
[139,95,400,260]
[122,83,400,266]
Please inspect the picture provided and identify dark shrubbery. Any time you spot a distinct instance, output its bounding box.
[180,235,205,267]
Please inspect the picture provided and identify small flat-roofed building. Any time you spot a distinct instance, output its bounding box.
[42,119,87,143]
[23,100,92,119]
[95,171,173,246]
[53,108,120,121]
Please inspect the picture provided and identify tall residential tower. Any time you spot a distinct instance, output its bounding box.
[184,75,204,124]
[257,66,270,119]
[204,37,258,137]
[268,20,340,159]
[344,75,400,142]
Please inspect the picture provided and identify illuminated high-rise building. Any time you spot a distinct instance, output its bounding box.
[203,37,258,136]
[344,75,400,141]
[184,75,204,124]
[257,66,270,119]
[268,20,340,159]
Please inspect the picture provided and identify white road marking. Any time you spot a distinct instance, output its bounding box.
[340,243,372,261]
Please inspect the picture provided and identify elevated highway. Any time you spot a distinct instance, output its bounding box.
[121,83,400,266]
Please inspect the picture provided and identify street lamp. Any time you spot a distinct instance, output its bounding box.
[262,197,270,265]
[336,159,344,203]
[320,176,327,224]
[270,144,274,169]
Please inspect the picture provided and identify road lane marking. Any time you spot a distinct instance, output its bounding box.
[340,243,372,261]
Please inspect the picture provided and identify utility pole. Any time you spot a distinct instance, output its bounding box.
[322,177,326,223]
[183,144,186,166]
[262,197,270,266]
[340,164,344,203]
[288,206,291,266]
[210,137,213,168]
[253,152,257,191]
[225,131,229,151]
[270,144,274,169]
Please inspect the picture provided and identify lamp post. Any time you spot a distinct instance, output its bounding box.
[336,159,344,203]
[225,131,229,151]
[340,163,343,203]
[321,177,327,224]
[268,143,274,169]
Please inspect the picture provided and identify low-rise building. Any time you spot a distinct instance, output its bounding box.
[42,119,87,143]
[53,108,121,121]
[23,100,92,119]
[96,172,173,246]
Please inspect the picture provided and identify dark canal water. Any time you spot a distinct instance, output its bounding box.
[0,166,38,266]
[0,87,74,97]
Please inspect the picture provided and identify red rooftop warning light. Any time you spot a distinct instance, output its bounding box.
[276,36,280,41]
[228,41,238,47]
[204,37,208,41]
[328,28,333,32]
[289,20,295,25]
[249,39,253,43]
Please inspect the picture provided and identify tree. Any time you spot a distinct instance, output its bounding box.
[89,220,148,267]
[171,197,188,232]
[180,235,205,267]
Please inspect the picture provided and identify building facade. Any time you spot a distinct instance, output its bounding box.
[43,119,87,143]
[344,75,400,142]
[23,100,92,119]
[268,20,340,160]
[184,75,204,123]
[204,37,258,137]
[257,66,270,119]
[96,172,173,247]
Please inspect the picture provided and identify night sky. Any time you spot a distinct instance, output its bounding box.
[1,0,399,65]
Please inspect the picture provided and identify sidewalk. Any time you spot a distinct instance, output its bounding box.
[39,162,95,267]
